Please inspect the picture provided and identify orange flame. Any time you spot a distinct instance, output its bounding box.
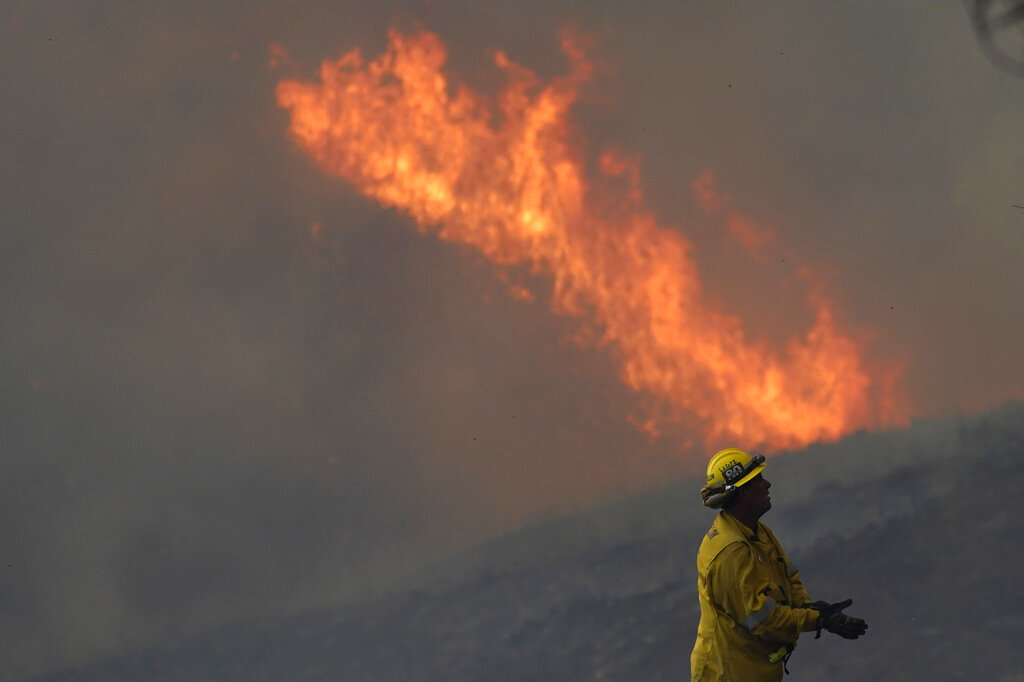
[276,28,906,451]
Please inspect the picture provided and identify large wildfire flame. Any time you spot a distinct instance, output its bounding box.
[276,28,905,451]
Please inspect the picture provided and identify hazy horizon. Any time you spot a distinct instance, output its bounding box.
[3,1,1023,677]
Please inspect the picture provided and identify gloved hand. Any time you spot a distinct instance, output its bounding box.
[810,599,868,639]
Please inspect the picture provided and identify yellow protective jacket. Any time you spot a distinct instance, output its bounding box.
[691,511,820,681]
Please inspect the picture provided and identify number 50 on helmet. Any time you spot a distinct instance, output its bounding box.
[701,448,766,509]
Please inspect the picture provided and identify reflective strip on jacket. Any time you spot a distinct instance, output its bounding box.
[690,511,820,681]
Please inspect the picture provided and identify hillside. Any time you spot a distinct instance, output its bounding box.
[34,401,1024,681]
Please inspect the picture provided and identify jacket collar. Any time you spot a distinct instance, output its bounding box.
[722,510,761,541]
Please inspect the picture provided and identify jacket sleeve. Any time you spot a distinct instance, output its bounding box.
[787,560,812,608]
[767,525,813,608]
[708,542,820,644]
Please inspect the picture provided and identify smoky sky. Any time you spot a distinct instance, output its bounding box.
[2,0,1023,677]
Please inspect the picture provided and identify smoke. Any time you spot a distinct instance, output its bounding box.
[27,401,1024,681]
[2,0,1023,678]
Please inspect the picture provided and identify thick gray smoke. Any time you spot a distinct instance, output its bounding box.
[30,403,1024,681]
[2,1,1023,678]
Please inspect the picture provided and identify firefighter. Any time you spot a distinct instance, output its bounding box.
[690,448,867,681]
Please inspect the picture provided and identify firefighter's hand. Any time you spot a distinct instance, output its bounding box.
[823,611,868,639]
[811,599,868,639]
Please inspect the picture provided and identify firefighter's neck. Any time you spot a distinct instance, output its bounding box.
[726,493,766,534]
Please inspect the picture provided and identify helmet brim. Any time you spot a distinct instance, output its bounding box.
[732,461,766,489]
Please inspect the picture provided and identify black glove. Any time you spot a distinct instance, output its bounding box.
[810,599,868,640]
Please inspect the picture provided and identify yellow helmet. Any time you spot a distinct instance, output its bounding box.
[701,448,766,509]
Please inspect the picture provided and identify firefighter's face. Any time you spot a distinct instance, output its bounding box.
[742,473,772,516]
